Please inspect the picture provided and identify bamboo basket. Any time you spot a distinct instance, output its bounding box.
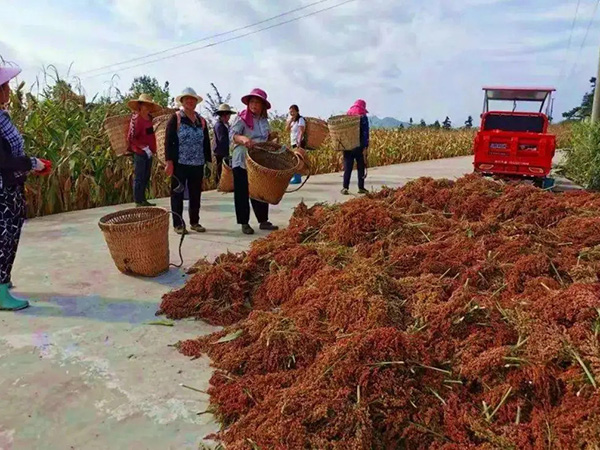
[153,113,172,163]
[304,117,329,150]
[218,160,234,193]
[293,148,311,176]
[98,207,170,277]
[103,115,131,156]
[104,108,176,158]
[327,115,360,151]
[247,142,301,205]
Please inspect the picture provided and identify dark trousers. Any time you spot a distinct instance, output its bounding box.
[215,155,226,185]
[232,167,269,225]
[133,153,152,204]
[0,186,25,284]
[171,164,204,228]
[343,148,366,190]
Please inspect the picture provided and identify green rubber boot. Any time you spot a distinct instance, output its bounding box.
[0,284,29,311]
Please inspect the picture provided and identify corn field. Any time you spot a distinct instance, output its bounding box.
[7,77,574,218]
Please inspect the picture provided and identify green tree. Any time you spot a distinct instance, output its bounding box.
[128,75,170,107]
[465,116,473,128]
[432,120,441,129]
[563,77,596,121]
[409,117,414,126]
[419,119,427,127]
[442,116,452,129]
[204,83,232,125]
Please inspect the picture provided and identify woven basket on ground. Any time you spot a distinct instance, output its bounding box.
[218,160,234,193]
[327,115,360,151]
[98,207,170,277]
[304,117,329,150]
[247,142,301,205]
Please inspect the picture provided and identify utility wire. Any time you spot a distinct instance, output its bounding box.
[567,0,600,80]
[79,0,340,76]
[556,0,582,85]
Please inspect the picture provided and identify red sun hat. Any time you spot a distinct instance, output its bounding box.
[241,88,271,110]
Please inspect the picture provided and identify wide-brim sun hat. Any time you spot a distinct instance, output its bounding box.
[176,87,203,105]
[215,103,237,115]
[127,94,162,114]
[241,88,271,110]
[0,66,22,86]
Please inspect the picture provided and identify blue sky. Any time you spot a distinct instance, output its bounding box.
[1,0,599,123]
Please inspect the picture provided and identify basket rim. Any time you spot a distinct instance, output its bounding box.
[247,147,300,177]
[99,206,169,230]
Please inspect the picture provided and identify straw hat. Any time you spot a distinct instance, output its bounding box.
[215,103,236,115]
[176,87,203,105]
[241,88,271,110]
[127,94,162,114]
[0,66,22,86]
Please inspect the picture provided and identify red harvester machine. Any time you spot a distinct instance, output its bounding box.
[473,87,556,188]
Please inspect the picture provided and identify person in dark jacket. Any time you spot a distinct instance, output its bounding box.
[164,87,212,234]
[213,103,236,185]
[127,93,162,207]
[0,65,49,311]
[342,99,370,195]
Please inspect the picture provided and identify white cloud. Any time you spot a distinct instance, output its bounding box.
[1,0,599,123]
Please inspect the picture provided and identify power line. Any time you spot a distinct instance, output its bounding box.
[556,0,582,85]
[567,0,600,80]
[82,0,357,80]
[79,0,336,76]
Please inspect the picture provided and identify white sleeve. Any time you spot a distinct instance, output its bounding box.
[299,117,306,127]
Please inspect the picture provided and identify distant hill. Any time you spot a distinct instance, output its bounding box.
[369,116,411,129]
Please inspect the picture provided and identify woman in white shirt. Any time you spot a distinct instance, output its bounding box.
[285,104,305,185]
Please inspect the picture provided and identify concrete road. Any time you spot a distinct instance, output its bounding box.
[0,156,576,449]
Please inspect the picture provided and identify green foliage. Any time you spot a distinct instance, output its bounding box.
[562,121,600,190]
[465,116,473,129]
[563,77,596,121]
[442,116,452,129]
[128,75,171,107]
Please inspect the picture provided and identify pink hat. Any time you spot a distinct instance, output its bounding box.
[0,66,22,86]
[353,99,368,113]
[241,88,272,110]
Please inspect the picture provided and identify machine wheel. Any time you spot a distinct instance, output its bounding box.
[534,177,555,190]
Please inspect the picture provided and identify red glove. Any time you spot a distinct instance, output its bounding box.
[34,158,52,176]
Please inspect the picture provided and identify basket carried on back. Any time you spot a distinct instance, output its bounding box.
[247,142,302,205]
[98,207,170,277]
[218,159,234,193]
[304,117,329,150]
[104,108,176,158]
[103,115,131,156]
[153,113,172,163]
[327,115,360,151]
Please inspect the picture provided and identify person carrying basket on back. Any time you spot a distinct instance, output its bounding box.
[164,87,212,235]
[286,104,306,185]
[341,99,370,195]
[229,88,279,235]
[127,93,162,207]
[213,103,236,186]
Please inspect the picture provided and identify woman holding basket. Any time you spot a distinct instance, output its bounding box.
[229,88,279,235]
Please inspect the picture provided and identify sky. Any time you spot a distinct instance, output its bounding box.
[1,0,599,124]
